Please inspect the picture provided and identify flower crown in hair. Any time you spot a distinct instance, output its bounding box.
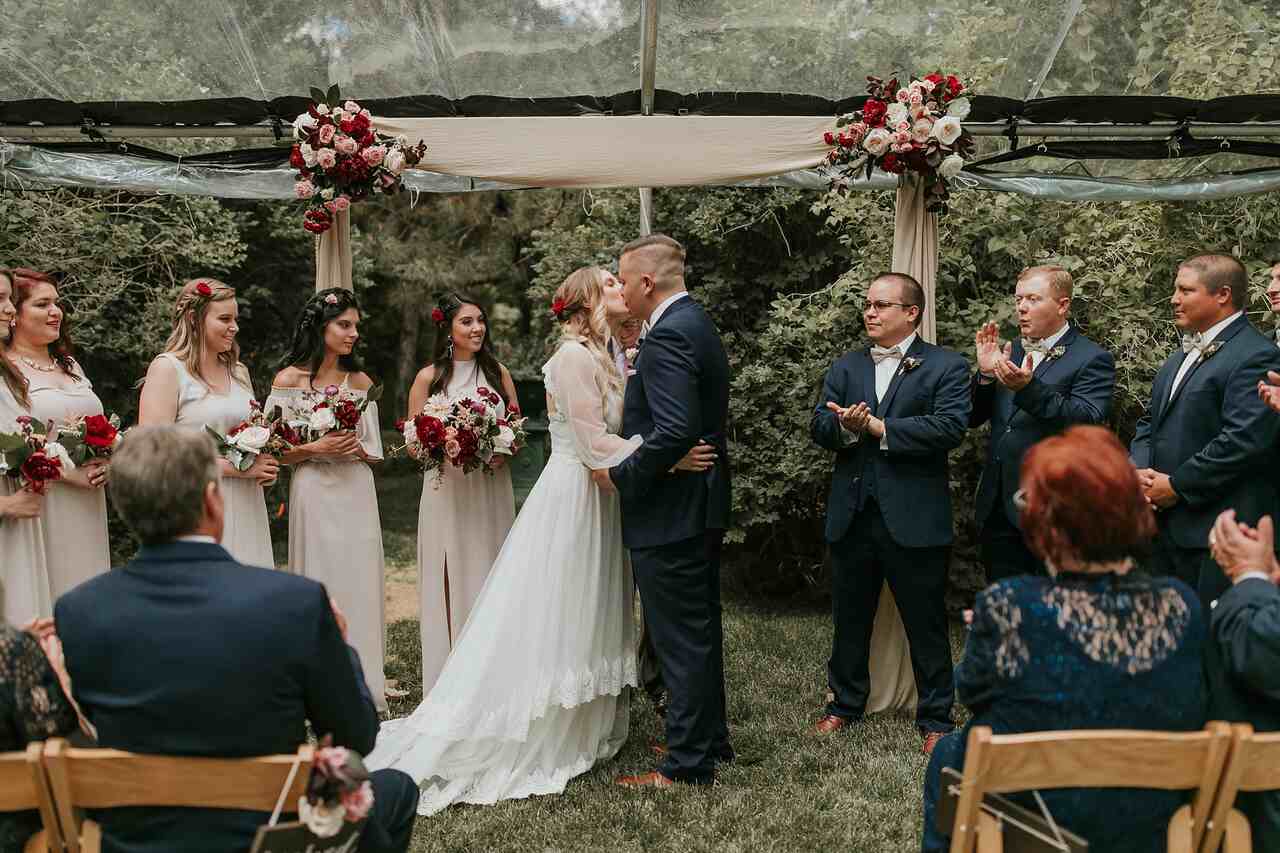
[550,298,568,321]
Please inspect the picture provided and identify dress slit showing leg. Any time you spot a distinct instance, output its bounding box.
[443,556,453,646]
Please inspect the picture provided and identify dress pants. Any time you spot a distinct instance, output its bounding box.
[1147,526,1228,606]
[360,770,420,853]
[827,500,955,734]
[979,503,1044,585]
[632,531,732,783]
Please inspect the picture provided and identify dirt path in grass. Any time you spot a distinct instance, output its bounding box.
[385,562,419,623]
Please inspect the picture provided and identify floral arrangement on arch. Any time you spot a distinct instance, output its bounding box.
[823,73,974,212]
[290,85,428,234]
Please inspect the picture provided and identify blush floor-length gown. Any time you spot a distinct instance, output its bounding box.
[369,340,639,814]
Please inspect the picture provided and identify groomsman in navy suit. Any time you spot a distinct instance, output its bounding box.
[970,266,1115,582]
[810,272,970,756]
[1131,254,1280,605]
[1266,261,1280,345]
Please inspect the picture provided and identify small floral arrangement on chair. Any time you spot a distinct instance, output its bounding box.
[297,738,374,838]
[822,72,975,212]
[0,415,72,493]
[290,85,428,234]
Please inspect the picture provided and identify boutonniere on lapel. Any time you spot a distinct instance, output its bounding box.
[899,356,924,374]
[1199,341,1225,361]
[1043,346,1067,363]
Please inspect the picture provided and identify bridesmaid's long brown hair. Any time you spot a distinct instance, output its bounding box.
[0,268,27,406]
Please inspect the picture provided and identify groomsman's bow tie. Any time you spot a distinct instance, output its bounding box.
[1021,338,1050,355]
[870,345,904,364]
[1181,332,1207,354]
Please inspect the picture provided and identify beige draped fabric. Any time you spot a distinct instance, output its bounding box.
[372,115,835,188]
[315,207,352,292]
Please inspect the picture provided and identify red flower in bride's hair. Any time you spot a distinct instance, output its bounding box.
[431,308,445,325]
[195,281,213,297]
[550,298,567,320]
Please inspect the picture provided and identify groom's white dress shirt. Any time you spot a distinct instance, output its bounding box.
[1169,311,1242,398]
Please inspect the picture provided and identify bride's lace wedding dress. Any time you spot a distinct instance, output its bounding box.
[366,340,641,814]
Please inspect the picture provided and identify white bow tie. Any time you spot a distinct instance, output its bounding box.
[1181,332,1206,354]
[870,345,904,364]
[1021,338,1050,355]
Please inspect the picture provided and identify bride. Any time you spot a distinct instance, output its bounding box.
[367,266,712,814]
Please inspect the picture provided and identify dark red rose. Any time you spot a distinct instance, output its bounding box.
[20,451,61,492]
[333,155,369,186]
[289,145,306,169]
[275,422,303,446]
[195,281,213,297]
[431,308,445,325]
[415,415,446,448]
[340,117,357,134]
[924,72,944,86]
[455,427,478,462]
[394,418,406,433]
[551,298,567,320]
[353,113,371,134]
[83,414,118,450]
[946,75,964,99]
[823,131,835,146]
[303,208,333,234]
[881,153,904,174]
[334,400,361,430]
[227,422,245,437]
[861,99,887,128]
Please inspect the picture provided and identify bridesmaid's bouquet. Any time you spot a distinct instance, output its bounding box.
[51,413,124,463]
[205,401,295,472]
[288,383,382,442]
[397,390,527,487]
[0,415,73,493]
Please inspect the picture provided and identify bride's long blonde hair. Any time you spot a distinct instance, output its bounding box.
[552,267,623,396]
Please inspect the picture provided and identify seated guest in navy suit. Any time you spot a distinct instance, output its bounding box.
[971,265,1115,582]
[1206,508,1280,852]
[1131,254,1280,605]
[55,426,419,853]
[921,426,1206,853]
[811,272,971,755]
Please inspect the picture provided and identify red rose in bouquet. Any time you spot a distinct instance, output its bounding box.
[83,414,119,450]
[861,98,888,127]
[415,415,446,449]
[334,400,362,430]
[20,451,62,493]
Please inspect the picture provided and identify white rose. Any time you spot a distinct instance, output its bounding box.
[309,407,337,435]
[932,116,963,145]
[297,797,346,838]
[384,149,406,175]
[44,441,75,471]
[300,143,318,167]
[494,424,516,454]
[292,113,318,140]
[315,103,331,115]
[946,97,972,120]
[938,153,965,177]
[423,394,452,419]
[320,187,335,201]
[885,102,910,127]
[230,425,271,453]
[863,128,893,156]
[343,100,360,113]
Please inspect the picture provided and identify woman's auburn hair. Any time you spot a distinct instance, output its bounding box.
[1019,425,1156,567]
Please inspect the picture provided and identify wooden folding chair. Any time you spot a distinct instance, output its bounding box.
[947,722,1233,853]
[1199,724,1280,853]
[0,743,61,853]
[42,739,313,853]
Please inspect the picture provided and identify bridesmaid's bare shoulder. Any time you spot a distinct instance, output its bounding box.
[412,365,436,387]
[272,366,309,389]
[347,371,375,391]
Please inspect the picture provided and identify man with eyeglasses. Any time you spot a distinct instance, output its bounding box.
[809,272,970,757]
[970,265,1115,583]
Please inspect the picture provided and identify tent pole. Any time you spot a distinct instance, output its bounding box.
[637,0,660,237]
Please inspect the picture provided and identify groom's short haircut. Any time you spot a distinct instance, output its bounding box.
[109,425,220,545]
[620,233,686,290]
[872,272,925,328]
[1181,253,1246,309]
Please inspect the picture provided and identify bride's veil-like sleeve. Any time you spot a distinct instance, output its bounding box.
[548,341,641,470]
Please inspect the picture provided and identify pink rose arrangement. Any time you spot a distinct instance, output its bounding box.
[290,85,428,234]
[396,387,527,487]
[297,737,375,839]
[823,72,974,212]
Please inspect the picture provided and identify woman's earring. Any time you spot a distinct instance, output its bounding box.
[447,337,454,358]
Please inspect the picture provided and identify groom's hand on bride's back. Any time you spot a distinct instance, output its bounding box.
[671,440,717,473]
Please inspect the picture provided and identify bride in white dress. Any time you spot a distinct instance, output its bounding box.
[368,267,710,814]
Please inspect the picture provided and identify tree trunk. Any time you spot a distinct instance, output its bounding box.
[393,294,423,420]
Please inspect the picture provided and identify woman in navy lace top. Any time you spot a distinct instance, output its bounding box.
[922,426,1206,853]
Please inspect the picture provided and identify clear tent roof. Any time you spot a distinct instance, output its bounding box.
[1,0,1128,102]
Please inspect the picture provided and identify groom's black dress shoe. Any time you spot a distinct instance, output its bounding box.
[615,771,675,789]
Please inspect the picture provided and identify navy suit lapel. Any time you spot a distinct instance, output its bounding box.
[857,351,876,407]
[1031,325,1078,381]
[876,337,925,417]
[1158,315,1250,423]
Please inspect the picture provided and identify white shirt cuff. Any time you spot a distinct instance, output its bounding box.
[879,425,888,451]
[1235,571,1273,585]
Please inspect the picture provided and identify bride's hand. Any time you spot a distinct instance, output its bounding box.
[671,441,716,473]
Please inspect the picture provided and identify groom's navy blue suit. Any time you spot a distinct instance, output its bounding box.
[970,326,1115,581]
[1130,314,1280,603]
[812,335,970,733]
[610,294,732,783]
[55,541,419,853]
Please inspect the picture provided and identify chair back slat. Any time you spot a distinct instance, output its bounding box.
[0,746,41,811]
[949,723,1232,853]
[1235,731,1280,793]
[1200,726,1280,853]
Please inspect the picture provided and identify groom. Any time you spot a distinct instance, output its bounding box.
[591,233,733,787]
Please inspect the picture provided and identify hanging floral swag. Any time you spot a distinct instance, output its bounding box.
[822,73,974,212]
[290,85,428,234]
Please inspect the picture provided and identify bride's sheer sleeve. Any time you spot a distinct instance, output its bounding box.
[548,342,641,469]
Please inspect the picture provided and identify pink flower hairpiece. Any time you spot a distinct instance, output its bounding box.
[324,293,339,305]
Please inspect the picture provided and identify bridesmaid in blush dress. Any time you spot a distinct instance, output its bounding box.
[3,269,109,600]
[407,292,518,693]
[267,287,387,711]
[0,269,51,624]
[138,278,277,568]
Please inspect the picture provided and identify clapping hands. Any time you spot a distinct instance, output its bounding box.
[825,402,885,439]
[1258,371,1280,415]
[1209,510,1280,583]
[974,323,1034,391]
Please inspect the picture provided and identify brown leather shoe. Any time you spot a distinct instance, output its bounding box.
[812,714,852,735]
[615,771,676,788]
[922,731,946,757]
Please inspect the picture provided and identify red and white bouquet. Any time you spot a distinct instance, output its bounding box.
[823,72,974,211]
[286,383,383,442]
[297,738,374,838]
[51,413,123,464]
[0,415,72,493]
[398,389,527,487]
[290,85,428,234]
[205,401,295,472]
